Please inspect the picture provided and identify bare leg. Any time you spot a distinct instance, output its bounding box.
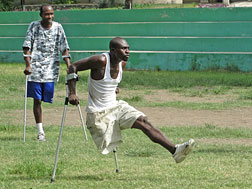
[132,116,176,154]
[33,99,42,123]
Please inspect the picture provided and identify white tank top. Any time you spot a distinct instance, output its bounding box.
[86,52,122,113]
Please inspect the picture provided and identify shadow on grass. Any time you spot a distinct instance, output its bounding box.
[125,151,156,157]
[7,174,104,182]
[55,175,105,181]
[52,173,165,182]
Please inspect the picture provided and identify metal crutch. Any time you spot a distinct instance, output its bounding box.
[113,148,119,173]
[76,93,88,141]
[68,77,88,140]
[51,77,88,182]
[23,75,28,142]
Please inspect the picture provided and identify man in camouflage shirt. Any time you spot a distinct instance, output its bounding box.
[23,4,70,141]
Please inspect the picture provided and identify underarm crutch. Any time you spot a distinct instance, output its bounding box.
[51,77,88,182]
[23,75,28,142]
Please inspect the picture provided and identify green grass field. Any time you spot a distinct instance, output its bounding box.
[1,63,252,188]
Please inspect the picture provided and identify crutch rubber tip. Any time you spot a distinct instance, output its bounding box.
[51,178,55,183]
[116,169,119,173]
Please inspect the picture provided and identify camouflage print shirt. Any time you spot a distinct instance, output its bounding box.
[23,21,69,82]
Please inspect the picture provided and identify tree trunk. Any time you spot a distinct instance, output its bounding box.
[125,0,133,9]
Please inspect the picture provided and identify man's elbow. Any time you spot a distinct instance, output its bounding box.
[68,63,77,74]
[23,47,30,53]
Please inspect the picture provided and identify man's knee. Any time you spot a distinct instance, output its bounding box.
[133,116,152,130]
[136,115,144,122]
[34,99,42,106]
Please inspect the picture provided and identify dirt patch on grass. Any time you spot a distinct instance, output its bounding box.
[11,106,252,129]
[142,90,231,104]
[118,89,232,104]
[138,107,252,128]
[9,89,252,129]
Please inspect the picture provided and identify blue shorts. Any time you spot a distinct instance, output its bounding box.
[27,82,55,103]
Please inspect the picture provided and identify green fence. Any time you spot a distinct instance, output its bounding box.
[1,8,252,71]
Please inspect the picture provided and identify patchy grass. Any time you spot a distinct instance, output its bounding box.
[0,125,252,188]
[1,63,252,188]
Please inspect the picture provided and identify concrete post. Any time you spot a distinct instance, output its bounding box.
[223,0,230,5]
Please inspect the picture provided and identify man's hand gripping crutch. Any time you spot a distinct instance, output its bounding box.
[67,72,80,106]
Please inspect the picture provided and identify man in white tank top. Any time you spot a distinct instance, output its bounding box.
[67,37,195,163]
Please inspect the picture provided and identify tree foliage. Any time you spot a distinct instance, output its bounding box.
[0,0,15,11]
[53,0,77,4]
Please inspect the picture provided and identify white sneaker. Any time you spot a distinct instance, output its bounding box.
[37,132,46,142]
[173,139,195,163]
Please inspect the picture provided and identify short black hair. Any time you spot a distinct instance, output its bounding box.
[109,37,125,50]
[40,4,53,14]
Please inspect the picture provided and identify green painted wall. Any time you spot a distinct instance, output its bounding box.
[1,8,252,71]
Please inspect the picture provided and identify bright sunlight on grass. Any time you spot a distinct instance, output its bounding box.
[1,63,252,188]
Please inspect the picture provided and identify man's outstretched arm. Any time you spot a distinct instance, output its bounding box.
[67,54,106,105]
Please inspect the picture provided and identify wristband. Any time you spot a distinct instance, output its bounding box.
[67,73,79,81]
[62,54,71,59]
[23,54,31,58]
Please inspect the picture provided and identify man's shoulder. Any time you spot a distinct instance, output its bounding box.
[52,21,60,25]
[88,54,107,69]
[91,53,107,63]
[29,20,40,26]
[52,21,63,28]
[26,21,40,31]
